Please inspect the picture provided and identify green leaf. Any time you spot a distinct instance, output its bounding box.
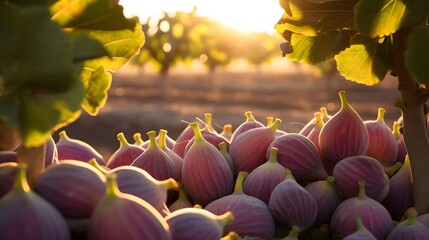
[405,25,429,86]
[354,0,429,38]
[287,30,351,64]
[70,33,110,62]
[80,66,112,115]
[275,0,357,36]
[335,37,390,85]
[8,0,58,6]
[51,0,135,30]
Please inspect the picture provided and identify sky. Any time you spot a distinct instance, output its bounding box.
[119,0,284,33]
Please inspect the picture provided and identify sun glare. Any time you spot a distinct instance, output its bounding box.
[120,0,283,33]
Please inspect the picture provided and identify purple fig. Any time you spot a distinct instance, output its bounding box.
[364,108,398,167]
[88,174,172,240]
[230,111,264,141]
[220,124,233,141]
[268,133,328,182]
[158,129,184,180]
[0,162,18,198]
[242,147,285,204]
[386,207,429,240]
[165,207,234,240]
[417,212,429,228]
[181,122,234,206]
[205,172,276,238]
[330,180,393,239]
[307,112,324,154]
[56,130,105,165]
[168,182,194,212]
[268,169,318,231]
[392,121,407,164]
[0,150,17,164]
[45,135,59,167]
[229,118,281,176]
[333,155,389,202]
[106,132,145,168]
[299,107,331,136]
[219,141,234,173]
[319,90,369,164]
[131,130,179,181]
[305,176,342,227]
[172,122,199,158]
[35,160,107,218]
[0,164,70,240]
[383,155,414,221]
[343,217,377,240]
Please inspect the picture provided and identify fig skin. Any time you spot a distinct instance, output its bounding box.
[386,207,429,240]
[318,90,369,164]
[168,182,193,212]
[205,172,276,238]
[268,169,318,231]
[0,150,17,164]
[106,132,145,169]
[307,111,324,154]
[330,180,393,240]
[35,160,107,218]
[343,217,377,240]
[0,162,18,198]
[165,207,234,240]
[88,174,172,240]
[333,155,390,202]
[392,121,407,164]
[299,107,331,136]
[158,129,184,180]
[0,164,70,240]
[172,124,196,158]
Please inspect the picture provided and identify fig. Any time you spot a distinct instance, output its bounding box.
[304,176,342,227]
[229,118,281,176]
[141,129,176,150]
[205,172,276,238]
[343,217,377,240]
[318,90,369,164]
[181,122,234,206]
[364,108,398,167]
[168,182,193,212]
[131,130,179,181]
[220,124,233,141]
[88,174,172,240]
[330,180,393,239]
[230,111,264,141]
[35,160,107,218]
[45,135,59,167]
[283,226,300,240]
[219,141,234,173]
[106,132,145,168]
[392,121,406,164]
[333,155,389,202]
[165,207,234,240]
[0,162,18,198]
[299,106,331,136]
[383,155,414,221]
[268,133,328,183]
[417,212,429,228]
[132,132,145,147]
[386,207,429,240]
[0,164,70,240]
[172,122,198,158]
[268,169,318,231]
[266,116,287,137]
[158,129,184,180]
[56,130,105,165]
[242,147,285,204]
[307,111,324,154]
[0,151,17,164]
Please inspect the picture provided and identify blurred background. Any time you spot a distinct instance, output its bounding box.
[58,0,401,159]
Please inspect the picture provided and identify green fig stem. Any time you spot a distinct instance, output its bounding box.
[221,124,232,136]
[354,216,370,232]
[216,211,234,228]
[268,147,279,163]
[204,113,216,133]
[158,178,179,191]
[392,121,402,139]
[133,133,144,146]
[158,129,168,150]
[234,171,248,194]
[117,132,130,148]
[58,130,70,142]
[404,207,419,225]
[326,176,335,185]
[266,116,274,126]
[14,163,30,193]
[376,108,386,123]
[147,131,159,149]
[358,180,367,200]
[384,161,403,177]
[88,158,109,175]
[219,142,228,155]
[314,112,324,129]
[269,118,282,133]
[284,168,295,181]
[245,111,257,122]
[287,225,300,239]
[190,122,205,143]
[338,90,353,111]
[404,154,411,169]
[320,107,329,120]
[220,231,240,240]
[106,173,121,197]
[176,182,188,199]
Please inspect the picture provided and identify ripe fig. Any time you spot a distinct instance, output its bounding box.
[333,155,389,202]
[56,130,105,165]
[386,207,429,240]
[0,162,18,198]
[205,172,276,238]
[181,122,234,206]
[242,147,285,204]
[172,123,196,158]
[392,121,406,164]
[35,160,107,218]
[319,90,369,164]
[230,111,264,141]
[106,132,145,168]
[165,207,234,240]
[88,174,172,240]
[141,129,176,150]
[13,134,59,167]
[299,107,331,136]
[0,164,70,240]
[158,129,184,180]
[269,169,318,231]
[307,111,324,154]
[268,133,328,183]
[330,180,393,239]
[229,118,281,176]
[131,131,179,181]
[304,176,342,227]
[364,108,398,167]
[219,141,234,173]
[343,217,377,240]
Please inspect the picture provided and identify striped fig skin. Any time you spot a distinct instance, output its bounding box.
[205,172,276,238]
[229,119,281,176]
[45,135,59,167]
[300,107,331,136]
[319,90,369,164]
[269,169,318,231]
[181,123,234,206]
[343,217,377,240]
[230,111,264,141]
[392,121,407,164]
[330,181,393,240]
[88,175,172,240]
[165,208,234,240]
[56,131,105,165]
[35,160,106,218]
[0,165,70,240]
[307,112,324,154]
[106,132,145,169]
[0,162,18,198]
[242,147,285,204]
[267,133,328,182]
[168,183,193,212]
[364,108,398,167]
[333,155,389,202]
[386,208,429,240]
[172,124,196,158]
[183,131,230,157]
[158,129,184,180]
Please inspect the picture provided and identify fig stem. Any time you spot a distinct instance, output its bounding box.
[14,163,30,193]
[376,108,386,123]
[220,231,240,240]
[204,113,216,133]
[314,112,324,129]
[268,147,279,163]
[58,130,70,142]
[234,171,248,194]
[326,176,335,185]
[392,121,402,139]
[288,225,300,238]
[106,174,121,197]
[190,122,205,143]
[354,216,370,232]
[266,116,274,126]
[159,178,179,191]
[268,118,282,133]
[404,207,419,225]
[133,133,144,146]
[158,129,168,150]
[320,107,329,120]
[216,211,234,228]
[245,111,257,122]
[117,132,130,148]
[88,158,109,175]
[338,90,353,111]
[284,168,295,181]
[358,180,367,199]
[147,131,159,149]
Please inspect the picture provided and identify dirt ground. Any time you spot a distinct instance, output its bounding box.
[58,63,402,160]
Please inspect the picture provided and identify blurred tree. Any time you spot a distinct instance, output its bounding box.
[240,32,281,71]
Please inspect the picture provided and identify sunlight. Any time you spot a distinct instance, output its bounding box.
[120,0,283,33]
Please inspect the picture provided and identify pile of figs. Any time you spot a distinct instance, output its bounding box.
[1,90,429,240]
